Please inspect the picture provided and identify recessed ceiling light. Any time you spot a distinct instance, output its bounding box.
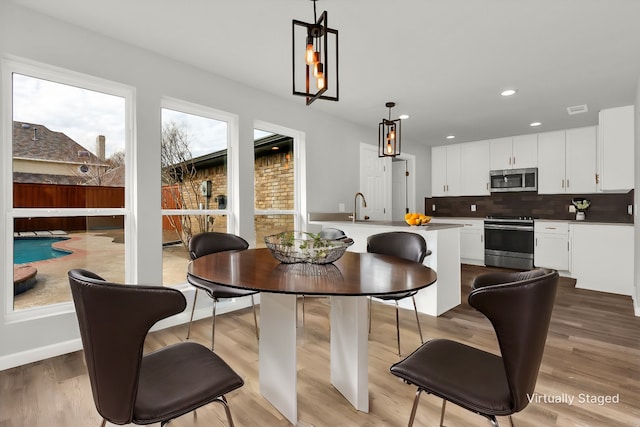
[399,114,410,120]
[501,89,517,97]
[271,146,280,150]
[446,135,455,139]
[530,122,542,127]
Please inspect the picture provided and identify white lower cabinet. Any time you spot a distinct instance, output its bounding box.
[534,221,570,271]
[570,224,634,296]
[431,218,484,265]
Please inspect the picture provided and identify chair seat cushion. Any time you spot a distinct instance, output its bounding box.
[188,274,257,299]
[390,339,513,416]
[134,342,244,424]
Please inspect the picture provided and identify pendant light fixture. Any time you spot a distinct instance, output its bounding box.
[292,0,339,105]
[379,102,401,157]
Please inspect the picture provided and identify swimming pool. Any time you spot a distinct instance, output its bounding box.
[14,237,72,264]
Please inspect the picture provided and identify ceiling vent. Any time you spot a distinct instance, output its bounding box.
[567,104,588,115]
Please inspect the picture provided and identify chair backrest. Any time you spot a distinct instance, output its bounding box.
[366,231,428,263]
[68,269,186,425]
[188,232,249,260]
[319,228,354,246]
[469,268,559,413]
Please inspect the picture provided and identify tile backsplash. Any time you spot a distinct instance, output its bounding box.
[425,190,634,223]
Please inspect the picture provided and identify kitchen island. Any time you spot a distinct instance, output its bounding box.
[308,219,462,316]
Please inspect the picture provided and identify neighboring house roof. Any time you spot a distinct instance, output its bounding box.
[12,121,125,186]
[13,121,105,166]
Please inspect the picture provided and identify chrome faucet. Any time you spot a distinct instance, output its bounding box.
[353,192,368,223]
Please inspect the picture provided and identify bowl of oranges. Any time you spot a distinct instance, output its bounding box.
[405,212,432,226]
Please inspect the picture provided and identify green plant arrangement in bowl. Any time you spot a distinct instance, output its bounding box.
[264,231,348,264]
[572,198,591,220]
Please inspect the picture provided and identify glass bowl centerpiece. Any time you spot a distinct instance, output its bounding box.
[264,231,348,264]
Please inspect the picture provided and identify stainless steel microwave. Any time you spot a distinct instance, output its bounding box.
[489,168,538,192]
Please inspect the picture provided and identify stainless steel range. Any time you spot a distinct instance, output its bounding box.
[484,216,534,270]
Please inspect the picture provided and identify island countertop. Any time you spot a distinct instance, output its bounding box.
[310,220,463,231]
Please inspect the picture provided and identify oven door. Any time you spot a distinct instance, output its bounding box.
[484,222,534,269]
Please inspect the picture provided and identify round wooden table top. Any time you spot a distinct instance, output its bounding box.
[188,248,437,296]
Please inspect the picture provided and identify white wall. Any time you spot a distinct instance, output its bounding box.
[635,72,640,316]
[0,0,430,367]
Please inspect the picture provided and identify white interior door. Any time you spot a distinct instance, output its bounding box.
[359,143,390,221]
[392,159,408,220]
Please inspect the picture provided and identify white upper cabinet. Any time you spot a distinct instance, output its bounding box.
[460,140,490,196]
[565,126,597,194]
[490,134,537,170]
[598,105,634,191]
[538,127,597,194]
[537,131,566,194]
[432,144,461,197]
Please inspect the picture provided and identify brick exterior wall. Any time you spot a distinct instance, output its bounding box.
[164,149,295,241]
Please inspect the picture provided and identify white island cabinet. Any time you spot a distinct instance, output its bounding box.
[308,221,462,316]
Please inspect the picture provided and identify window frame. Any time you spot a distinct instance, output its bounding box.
[160,97,238,286]
[2,57,134,321]
[253,120,305,234]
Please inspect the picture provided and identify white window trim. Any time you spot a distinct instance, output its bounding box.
[2,56,135,322]
[160,97,239,231]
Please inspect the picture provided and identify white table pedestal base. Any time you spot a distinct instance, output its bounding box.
[330,295,369,412]
[259,293,298,424]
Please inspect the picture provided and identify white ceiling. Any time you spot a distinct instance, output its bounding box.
[11,0,640,146]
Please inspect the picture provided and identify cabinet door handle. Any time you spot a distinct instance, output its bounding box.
[535,237,538,246]
[481,235,483,243]
[561,179,565,188]
[486,182,489,190]
[545,227,557,230]
[595,173,599,184]
[566,179,570,188]
[512,156,515,165]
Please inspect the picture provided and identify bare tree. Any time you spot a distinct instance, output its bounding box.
[161,121,208,248]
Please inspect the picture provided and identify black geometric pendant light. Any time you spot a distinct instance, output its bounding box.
[292,0,339,105]
[379,102,401,157]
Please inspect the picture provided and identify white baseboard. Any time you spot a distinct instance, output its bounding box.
[634,294,640,317]
[0,338,82,372]
[0,291,257,372]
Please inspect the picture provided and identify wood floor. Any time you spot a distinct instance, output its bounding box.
[1,265,639,427]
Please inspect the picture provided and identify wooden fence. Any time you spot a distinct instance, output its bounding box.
[14,183,125,232]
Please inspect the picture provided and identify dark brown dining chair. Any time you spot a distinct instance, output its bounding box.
[68,269,244,427]
[186,232,258,351]
[367,231,430,357]
[390,268,559,427]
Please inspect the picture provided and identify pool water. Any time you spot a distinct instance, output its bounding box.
[14,237,72,264]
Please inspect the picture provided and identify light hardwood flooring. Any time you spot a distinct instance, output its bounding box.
[1,265,639,427]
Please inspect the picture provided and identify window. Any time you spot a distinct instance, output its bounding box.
[254,124,300,247]
[160,99,233,286]
[6,60,131,315]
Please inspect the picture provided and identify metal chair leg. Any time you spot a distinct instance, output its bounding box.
[368,297,373,334]
[486,415,500,427]
[407,388,424,427]
[100,419,106,427]
[211,298,218,351]
[395,300,401,357]
[411,295,424,344]
[186,288,199,340]
[251,295,259,341]
[509,415,514,427]
[439,399,447,427]
[213,395,235,427]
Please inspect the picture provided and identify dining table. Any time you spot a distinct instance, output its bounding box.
[187,247,437,425]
